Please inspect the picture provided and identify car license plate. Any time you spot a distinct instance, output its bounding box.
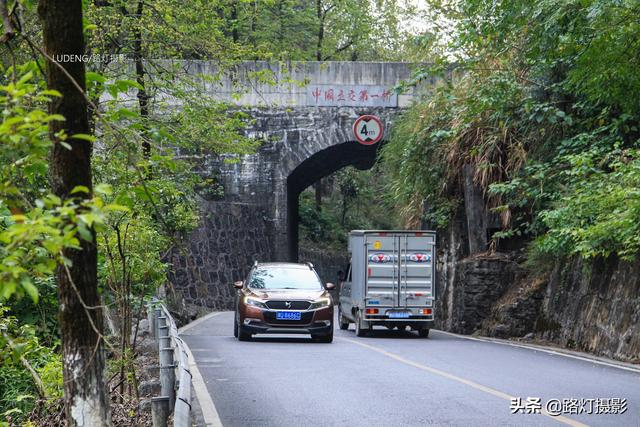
[388,311,410,319]
[276,311,301,321]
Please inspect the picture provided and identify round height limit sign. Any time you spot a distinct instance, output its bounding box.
[353,115,383,145]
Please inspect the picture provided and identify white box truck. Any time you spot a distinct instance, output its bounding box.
[338,230,436,337]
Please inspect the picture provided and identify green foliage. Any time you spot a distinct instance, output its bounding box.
[0,305,62,423]
[382,0,640,262]
[0,70,123,303]
[6,277,59,348]
[538,149,640,260]
[381,97,458,229]
[299,166,396,249]
[82,0,420,67]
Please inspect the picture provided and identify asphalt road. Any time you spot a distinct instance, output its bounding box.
[181,311,640,427]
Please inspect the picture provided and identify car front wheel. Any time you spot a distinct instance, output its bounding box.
[312,327,333,343]
[233,312,239,338]
[236,316,252,341]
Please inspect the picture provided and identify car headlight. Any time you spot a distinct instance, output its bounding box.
[244,296,267,309]
[309,297,331,310]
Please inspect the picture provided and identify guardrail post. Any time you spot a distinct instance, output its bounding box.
[148,304,157,339]
[160,347,176,410]
[151,396,170,427]
[152,303,190,426]
[158,320,168,353]
[155,309,163,338]
[158,335,171,353]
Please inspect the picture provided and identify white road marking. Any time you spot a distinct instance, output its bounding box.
[179,312,226,427]
[342,337,589,427]
[435,330,640,374]
[178,311,225,334]
[181,337,224,427]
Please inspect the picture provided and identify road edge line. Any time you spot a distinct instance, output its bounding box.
[179,311,224,334]
[181,338,224,427]
[179,312,226,427]
[435,330,640,374]
[341,337,588,427]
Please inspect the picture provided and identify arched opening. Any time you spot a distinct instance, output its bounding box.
[286,141,383,261]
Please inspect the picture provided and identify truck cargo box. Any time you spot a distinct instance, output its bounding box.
[339,230,436,337]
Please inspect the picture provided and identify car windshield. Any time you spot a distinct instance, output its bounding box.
[248,267,322,290]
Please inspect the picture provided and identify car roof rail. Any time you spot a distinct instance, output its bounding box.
[253,260,259,268]
[305,261,314,269]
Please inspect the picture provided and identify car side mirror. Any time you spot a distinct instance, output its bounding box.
[233,281,244,289]
[325,282,336,290]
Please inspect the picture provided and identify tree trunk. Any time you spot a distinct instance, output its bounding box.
[249,0,258,50]
[463,164,487,255]
[314,180,322,211]
[132,0,150,159]
[230,0,239,43]
[38,1,111,425]
[315,0,324,61]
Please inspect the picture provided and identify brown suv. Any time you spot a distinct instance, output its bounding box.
[234,262,335,343]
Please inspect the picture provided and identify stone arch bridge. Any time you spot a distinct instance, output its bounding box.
[167,61,433,310]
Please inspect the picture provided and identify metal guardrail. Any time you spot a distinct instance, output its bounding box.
[148,299,192,427]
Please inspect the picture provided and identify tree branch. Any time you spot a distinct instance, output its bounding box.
[323,40,353,61]
[0,0,16,44]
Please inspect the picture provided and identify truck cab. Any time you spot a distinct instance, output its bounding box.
[338,230,436,337]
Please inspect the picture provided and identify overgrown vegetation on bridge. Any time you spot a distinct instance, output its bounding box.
[383,0,640,262]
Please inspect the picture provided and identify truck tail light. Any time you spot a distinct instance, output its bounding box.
[422,308,432,315]
[366,308,379,314]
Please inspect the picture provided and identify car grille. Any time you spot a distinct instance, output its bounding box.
[263,311,314,325]
[265,300,311,310]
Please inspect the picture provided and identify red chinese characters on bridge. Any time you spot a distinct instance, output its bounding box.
[307,85,397,107]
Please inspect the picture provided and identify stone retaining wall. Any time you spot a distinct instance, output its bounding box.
[167,201,274,314]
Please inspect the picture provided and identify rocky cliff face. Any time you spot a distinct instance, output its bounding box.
[539,256,639,361]
[434,199,639,362]
[439,252,521,334]
[477,255,640,362]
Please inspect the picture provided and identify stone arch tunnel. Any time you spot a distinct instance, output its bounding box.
[165,61,426,310]
[286,140,383,261]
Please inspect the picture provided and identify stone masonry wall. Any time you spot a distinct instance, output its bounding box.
[167,201,273,315]
[539,255,640,361]
[479,255,640,362]
[437,251,521,334]
[299,245,349,302]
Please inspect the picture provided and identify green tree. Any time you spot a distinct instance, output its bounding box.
[383,0,640,261]
[37,0,110,424]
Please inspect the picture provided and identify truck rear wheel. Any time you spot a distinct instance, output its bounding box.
[338,306,349,330]
[355,311,368,337]
[418,327,430,338]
